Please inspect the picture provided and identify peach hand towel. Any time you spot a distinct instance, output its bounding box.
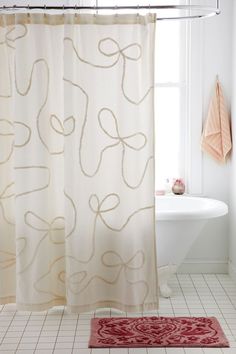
[201,79,232,163]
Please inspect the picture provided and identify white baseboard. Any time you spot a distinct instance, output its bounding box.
[229,262,236,282]
[177,259,228,274]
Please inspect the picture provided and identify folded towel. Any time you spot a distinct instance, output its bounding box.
[201,79,232,163]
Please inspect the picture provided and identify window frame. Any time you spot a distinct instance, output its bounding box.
[185,19,203,195]
[155,18,203,195]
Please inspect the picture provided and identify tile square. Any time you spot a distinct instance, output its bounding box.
[0,343,18,350]
[55,342,74,349]
[56,336,75,342]
[38,336,57,343]
[18,343,37,350]
[20,336,39,343]
[184,350,204,354]
[2,337,20,344]
[73,342,89,348]
[40,331,58,337]
[166,349,185,353]
[36,342,55,349]
[5,332,23,338]
[21,331,40,337]
[73,350,91,354]
[147,349,167,354]
[58,330,76,336]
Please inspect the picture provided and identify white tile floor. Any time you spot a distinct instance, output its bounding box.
[1,274,236,353]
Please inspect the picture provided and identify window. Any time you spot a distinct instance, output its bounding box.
[155,19,188,192]
[155,13,203,195]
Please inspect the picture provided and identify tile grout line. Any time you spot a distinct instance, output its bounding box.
[0,305,18,347]
[188,274,209,354]
[15,309,33,353]
[216,274,236,311]
[72,312,80,353]
[189,274,208,316]
[0,303,5,345]
[52,306,65,354]
[176,274,193,317]
[202,274,233,354]
[169,276,177,317]
[32,310,48,354]
[165,277,176,354]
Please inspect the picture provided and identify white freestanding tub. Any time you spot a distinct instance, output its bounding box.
[155,195,228,297]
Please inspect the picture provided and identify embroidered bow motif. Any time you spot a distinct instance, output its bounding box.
[89,193,120,216]
[25,211,65,244]
[98,37,141,62]
[102,250,145,271]
[98,108,147,151]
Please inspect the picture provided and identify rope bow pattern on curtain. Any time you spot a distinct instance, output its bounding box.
[0,13,158,312]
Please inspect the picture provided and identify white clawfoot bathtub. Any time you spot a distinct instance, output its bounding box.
[155,195,228,297]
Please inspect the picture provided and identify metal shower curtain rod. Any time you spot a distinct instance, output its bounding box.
[0,1,221,21]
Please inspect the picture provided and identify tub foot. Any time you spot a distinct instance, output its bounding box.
[158,264,177,298]
[160,283,172,298]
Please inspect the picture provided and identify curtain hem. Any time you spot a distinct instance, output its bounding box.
[0,298,159,313]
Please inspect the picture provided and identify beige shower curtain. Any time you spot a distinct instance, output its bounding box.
[0,12,158,312]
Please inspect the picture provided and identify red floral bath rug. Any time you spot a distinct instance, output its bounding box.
[89,316,229,348]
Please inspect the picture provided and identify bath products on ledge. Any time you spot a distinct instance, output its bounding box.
[172,179,185,195]
[165,178,172,194]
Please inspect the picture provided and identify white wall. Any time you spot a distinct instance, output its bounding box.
[179,0,233,273]
[229,1,236,281]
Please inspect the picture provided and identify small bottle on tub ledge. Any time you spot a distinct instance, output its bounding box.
[155,178,172,195]
[172,178,185,195]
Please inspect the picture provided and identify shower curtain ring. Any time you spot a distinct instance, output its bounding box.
[27,4,30,17]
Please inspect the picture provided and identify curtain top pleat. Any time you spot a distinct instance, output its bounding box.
[0,13,156,27]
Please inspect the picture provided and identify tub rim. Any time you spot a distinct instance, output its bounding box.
[155,195,228,221]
